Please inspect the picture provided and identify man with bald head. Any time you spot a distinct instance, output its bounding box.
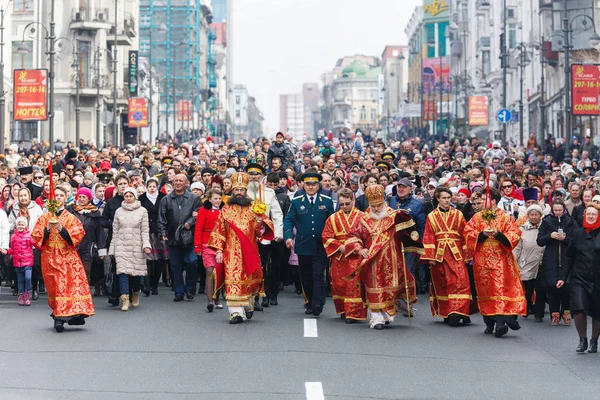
[159,174,202,302]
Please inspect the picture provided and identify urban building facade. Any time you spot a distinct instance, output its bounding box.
[321,55,381,136]
[381,45,408,140]
[279,93,304,142]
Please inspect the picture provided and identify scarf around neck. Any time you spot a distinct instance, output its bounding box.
[146,191,159,204]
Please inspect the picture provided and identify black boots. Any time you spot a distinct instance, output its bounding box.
[269,294,278,306]
[576,337,588,353]
[589,339,598,354]
[447,313,462,327]
[261,296,269,308]
[54,320,65,333]
[494,322,509,337]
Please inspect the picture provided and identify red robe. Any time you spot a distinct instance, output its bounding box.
[464,209,527,316]
[208,204,274,307]
[31,210,95,320]
[322,208,366,320]
[345,209,422,316]
[421,207,472,318]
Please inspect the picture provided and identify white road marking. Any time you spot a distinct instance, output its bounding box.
[304,319,318,337]
[305,382,324,400]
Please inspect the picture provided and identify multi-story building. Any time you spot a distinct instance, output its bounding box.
[279,93,304,142]
[302,83,319,138]
[405,0,451,142]
[247,96,264,139]
[232,84,248,140]
[139,0,211,142]
[7,0,138,147]
[381,45,408,140]
[322,55,381,136]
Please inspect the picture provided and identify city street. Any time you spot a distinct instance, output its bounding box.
[0,286,599,400]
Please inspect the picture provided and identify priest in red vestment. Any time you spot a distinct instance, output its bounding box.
[322,188,366,323]
[209,172,274,324]
[31,185,95,332]
[345,185,423,330]
[421,187,473,326]
[464,188,527,337]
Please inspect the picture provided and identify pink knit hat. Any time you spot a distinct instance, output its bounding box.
[76,187,93,200]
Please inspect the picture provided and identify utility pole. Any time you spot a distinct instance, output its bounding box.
[0,1,12,154]
[48,0,56,152]
[95,47,101,148]
[501,0,507,144]
[113,0,118,148]
[74,39,81,146]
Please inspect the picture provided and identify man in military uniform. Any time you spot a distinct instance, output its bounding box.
[245,163,284,309]
[284,172,334,317]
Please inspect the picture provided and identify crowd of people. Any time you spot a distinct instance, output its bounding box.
[1,131,599,352]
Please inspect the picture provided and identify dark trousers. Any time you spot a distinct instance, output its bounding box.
[169,246,197,296]
[534,285,570,318]
[259,242,283,296]
[522,279,536,314]
[146,260,163,290]
[298,243,327,309]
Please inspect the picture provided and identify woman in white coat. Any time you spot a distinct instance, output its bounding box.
[109,187,151,311]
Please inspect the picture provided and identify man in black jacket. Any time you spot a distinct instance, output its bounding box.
[158,174,201,302]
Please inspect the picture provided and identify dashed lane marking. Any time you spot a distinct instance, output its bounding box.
[304,319,318,337]
[305,382,324,400]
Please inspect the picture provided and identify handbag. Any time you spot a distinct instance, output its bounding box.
[174,224,194,248]
[104,256,118,297]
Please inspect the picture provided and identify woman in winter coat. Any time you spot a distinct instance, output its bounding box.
[108,187,151,311]
[138,177,167,296]
[513,205,545,317]
[558,203,600,353]
[102,174,129,307]
[536,199,577,325]
[69,187,107,296]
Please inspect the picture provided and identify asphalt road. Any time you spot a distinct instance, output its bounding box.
[0,285,598,400]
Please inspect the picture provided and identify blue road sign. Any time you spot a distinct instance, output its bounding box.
[497,108,512,124]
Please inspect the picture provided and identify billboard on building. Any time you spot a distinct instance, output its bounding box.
[13,69,48,121]
[177,100,192,121]
[423,58,450,93]
[127,97,149,128]
[128,50,138,97]
[468,96,489,126]
[571,64,600,116]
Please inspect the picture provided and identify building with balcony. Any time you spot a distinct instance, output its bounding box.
[321,55,381,136]
[5,0,137,146]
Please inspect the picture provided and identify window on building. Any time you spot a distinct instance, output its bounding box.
[370,108,376,121]
[482,50,490,76]
[10,116,37,141]
[235,95,240,104]
[140,40,150,53]
[426,23,436,58]
[342,109,348,120]
[235,110,240,118]
[508,24,517,49]
[360,106,366,120]
[14,0,33,12]
[11,41,33,69]
[78,41,91,88]
[438,21,448,57]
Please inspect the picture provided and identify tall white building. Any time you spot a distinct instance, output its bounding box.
[279,93,304,142]
[232,84,248,139]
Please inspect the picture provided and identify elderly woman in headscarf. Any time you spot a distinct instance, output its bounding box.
[513,204,546,317]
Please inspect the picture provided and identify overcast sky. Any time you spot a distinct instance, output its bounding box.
[232,0,422,136]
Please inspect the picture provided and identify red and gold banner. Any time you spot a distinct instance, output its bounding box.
[423,100,437,121]
[13,69,48,121]
[127,97,149,128]
[177,100,192,121]
[468,96,489,126]
[571,64,600,116]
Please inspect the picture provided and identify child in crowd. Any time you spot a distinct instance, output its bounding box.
[9,216,35,306]
[194,189,224,312]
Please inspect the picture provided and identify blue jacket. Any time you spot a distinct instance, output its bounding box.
[284,193,334,256]
[387,194,425,238]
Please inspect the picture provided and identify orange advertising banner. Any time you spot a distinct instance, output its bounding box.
[13,69,48,121]
[177,100,192,121]
[468,96,489,126]
[127,97,149,128]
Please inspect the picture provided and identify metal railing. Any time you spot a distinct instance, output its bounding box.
[71,8,110,23]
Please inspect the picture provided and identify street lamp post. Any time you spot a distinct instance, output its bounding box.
[0,0,13,153]
[17,0,57,151]
[112,0,119,148]
[518,46,530,147]
[562,14,600,139]
[72,39,81,146]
